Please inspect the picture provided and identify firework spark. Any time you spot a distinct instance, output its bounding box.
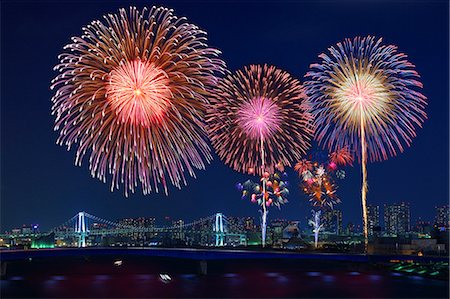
[305,36,427,249]
[329,147,354,166]
[302,172,340,209]
[298,149,350,209]
[239,166,289,246]
[239,169,289,208]
[51,7,225,196]
[206,64,313,176]
[294,159,313,175]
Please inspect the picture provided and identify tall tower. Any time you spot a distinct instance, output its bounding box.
[322,209,343,235]
[75,211,88,247]
[384,202,410,236]
[367,204,380,235]
[213,213,225,246]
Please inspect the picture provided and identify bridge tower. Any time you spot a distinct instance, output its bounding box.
[213,213,225,246]
[75,211,88,247]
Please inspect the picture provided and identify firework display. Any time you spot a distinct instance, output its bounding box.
[297,149,352,209]
[237,164,289,245]
[51,7,225,196]
[238,167,289,209]
[305,36,427,248]
[207,64,312,247]
[206,64,313,176]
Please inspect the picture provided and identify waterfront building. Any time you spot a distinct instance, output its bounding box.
[172,219,185,240]
[367,204,380,235]
[244,217,256,231]
[117,217,157,242]
[269,219,288,246]
[384,202,410,236]
[191,217,213,246]
[322,209,343,235]
[226,216,245,233]
[434,205,449,230]
[345,222,355,236]
[413,217,433,235]
[11,228,21,235]
[21,225,32,234]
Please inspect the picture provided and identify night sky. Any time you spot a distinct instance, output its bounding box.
[1,0,448,231]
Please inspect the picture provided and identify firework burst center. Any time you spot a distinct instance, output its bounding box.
[332,71,391,125]
[107,60,171,127]
[237,96,281,140]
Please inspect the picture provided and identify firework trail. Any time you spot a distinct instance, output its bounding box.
[51,7,225,196]
[207,64,313,246]
[309,210,323,248]
[305,36,427,250]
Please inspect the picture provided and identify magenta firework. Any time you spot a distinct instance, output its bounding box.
[206,64,313,175]
[304,36,427,248]
[51,7,225,196]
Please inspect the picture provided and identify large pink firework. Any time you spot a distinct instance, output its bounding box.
[51,7,225,196]
[207,64,312,247]
[304,36,427,249]
[206,64,313,176]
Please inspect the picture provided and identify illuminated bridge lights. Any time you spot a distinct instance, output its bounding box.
[26,211,247,248]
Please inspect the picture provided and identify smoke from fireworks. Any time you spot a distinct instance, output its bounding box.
[304,36,427,248]
[51,7,225,196]
[206,64,313,175]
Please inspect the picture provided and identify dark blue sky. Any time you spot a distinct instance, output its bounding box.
[1,0,448,231]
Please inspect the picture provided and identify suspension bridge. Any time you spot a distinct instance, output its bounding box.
[4,212,247,248]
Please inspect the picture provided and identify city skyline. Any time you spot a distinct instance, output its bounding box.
[5,203,448,234]
[1,1,448,232]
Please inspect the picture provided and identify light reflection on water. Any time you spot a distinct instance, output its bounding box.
[94,275,109,281]
[322,275,335,283]
[369,274,382,281]
[4,271,448,298]
[306,271,321,277]
[135,274,153,280]
[51,275,66,281]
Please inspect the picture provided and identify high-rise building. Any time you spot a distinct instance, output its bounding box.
[191,217,213,246]
[367,204,380,235]
[172,219,185,240]
[434,205,449,230]
[244,217,256,231]
[345,222,355,236]
[384,202,410,235]
[269,219,288,245]
[322,209,343,235]
[117,217,156,241]
[226,216,245,233]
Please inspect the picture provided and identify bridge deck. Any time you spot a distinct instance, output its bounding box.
[1,248,447,263]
